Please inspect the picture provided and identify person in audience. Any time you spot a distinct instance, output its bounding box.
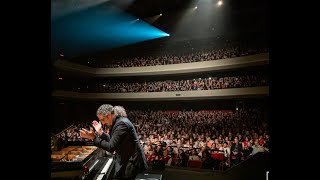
[178,148,188,167]
[189,149,201,160]
[230,137,243,166]
[251,139,267,156]
[202,150,216,170]
[243,141,253,159]
[163,150,172,166]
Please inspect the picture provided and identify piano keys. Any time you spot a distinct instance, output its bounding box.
[51,146,114,180]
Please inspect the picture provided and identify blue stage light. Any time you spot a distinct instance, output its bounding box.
[52,4,169,57]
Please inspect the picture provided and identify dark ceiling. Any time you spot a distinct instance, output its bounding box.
[51,0,268,59]
[118,0,267,18]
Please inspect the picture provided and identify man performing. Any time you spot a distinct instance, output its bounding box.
[80,104,148,180]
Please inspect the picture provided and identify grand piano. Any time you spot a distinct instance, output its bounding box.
[51,145,115,180]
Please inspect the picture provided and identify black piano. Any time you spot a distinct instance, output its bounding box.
[51,145,115,180]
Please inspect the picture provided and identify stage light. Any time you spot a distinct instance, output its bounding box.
[52,5,170,57]
[217,1,223,6]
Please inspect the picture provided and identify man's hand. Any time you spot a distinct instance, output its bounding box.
[79,128,95,140]
[92,120,103,135]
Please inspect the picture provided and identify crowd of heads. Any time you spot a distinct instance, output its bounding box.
[101,46,267,68]
[92,74,268,93]
[56,71,268,93]
[55,104,269,170]
[85,46,267,68]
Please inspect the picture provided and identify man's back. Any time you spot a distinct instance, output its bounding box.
[111,117,148,179]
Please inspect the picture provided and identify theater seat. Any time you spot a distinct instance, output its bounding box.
[187,160,203,168]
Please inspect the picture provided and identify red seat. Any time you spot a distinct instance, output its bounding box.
[241,153,245,160]
[172,157,181,166]
[187,160,203,168]
[211,153,224,161]
[211,153,225,171]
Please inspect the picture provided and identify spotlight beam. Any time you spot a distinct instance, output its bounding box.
[51,0,111,20]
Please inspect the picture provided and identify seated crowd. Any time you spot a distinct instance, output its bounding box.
[93,74,268,93]
[98,46,268,68]
[55,106,270,170]
[57,73,268,93]
[62,35,268,68]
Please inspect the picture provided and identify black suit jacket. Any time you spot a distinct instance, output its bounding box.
[94,116,148,179]
[230,142,243,156]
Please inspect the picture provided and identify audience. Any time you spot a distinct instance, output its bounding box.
[57,73,268,93]
[71,44,268,68]
[55,104,269,171]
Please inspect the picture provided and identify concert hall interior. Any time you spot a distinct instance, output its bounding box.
[51,0,269,180]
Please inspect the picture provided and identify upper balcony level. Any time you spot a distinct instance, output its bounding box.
[54,53,269,77]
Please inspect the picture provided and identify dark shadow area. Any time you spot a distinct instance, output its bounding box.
[143,152,269,180]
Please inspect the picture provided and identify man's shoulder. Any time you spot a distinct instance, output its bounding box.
[118,117,133,125]
[114,117,132,128]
